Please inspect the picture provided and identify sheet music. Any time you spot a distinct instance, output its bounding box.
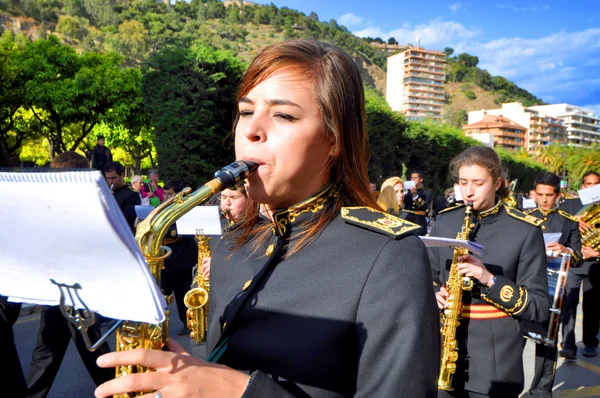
[176,206,222,235]
[135,205,155,221]
[578,184,600,205]
[522,198,536,209]
[0,171,166,324]
[420,236,484,256]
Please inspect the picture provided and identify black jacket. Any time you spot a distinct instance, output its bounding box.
[526,207,582,268]
[429,202,550,396]
[91,144,112,171]
[113,185,140,232]
[207,188,440,397]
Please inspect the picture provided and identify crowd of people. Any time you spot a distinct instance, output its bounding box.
[1,39,599,398]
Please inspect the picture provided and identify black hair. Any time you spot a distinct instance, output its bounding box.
[534,171,561,193]
[97,135,105,141]
[164,179,185,194]
[582,171,600,184]
[410,170,424,179]
[104,161,124,175]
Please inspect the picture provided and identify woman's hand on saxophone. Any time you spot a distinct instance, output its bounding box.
[201,257,211,279]
[94,341,249,398]
[435,286,449,310]
[457,254,494,288]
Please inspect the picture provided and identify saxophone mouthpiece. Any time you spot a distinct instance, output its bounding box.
[213,160,259,190]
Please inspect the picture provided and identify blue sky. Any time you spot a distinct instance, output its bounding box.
[257,1,600,114]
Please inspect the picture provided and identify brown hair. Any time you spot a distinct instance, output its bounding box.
[50,151,89,169]
[232,39,377,255]
[230,182,247,196]
[449,146,508,198]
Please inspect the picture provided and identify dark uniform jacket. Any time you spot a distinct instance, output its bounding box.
[526,207,582,268]
[113,185,140,232]
[403,187,432,236]
[558,198,600,275]
[208,187,440,397]
[559,198,582,217]
[429,201,550,396]
[91,144,112,171]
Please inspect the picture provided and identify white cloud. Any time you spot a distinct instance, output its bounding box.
[354,20,480,48]
[338,13,364,27]
[495,3,550,12]
[449,3,462,13]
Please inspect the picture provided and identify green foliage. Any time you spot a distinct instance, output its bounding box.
[463,90,476,100]
[496,147,545,190]
[142,45,245,187]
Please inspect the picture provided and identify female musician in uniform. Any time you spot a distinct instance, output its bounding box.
[380,176,419,224]
[430,146,550,398]
[94,39,440,398]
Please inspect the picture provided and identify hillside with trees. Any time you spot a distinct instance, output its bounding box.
[0,0,554,192]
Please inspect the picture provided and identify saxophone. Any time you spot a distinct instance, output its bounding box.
[503,179,518,208]
[438,201,475,391]
[115,161,257,398]
[184,231,211,343]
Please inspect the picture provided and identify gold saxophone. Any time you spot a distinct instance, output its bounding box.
[184,231,211,343]
[438,202,475,391]
[115,161,257,398]
[503,179,518,208]
[577,202,600,250]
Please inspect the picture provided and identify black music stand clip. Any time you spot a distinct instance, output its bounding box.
[50,278,123,352]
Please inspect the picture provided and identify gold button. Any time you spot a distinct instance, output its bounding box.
[222,322,227,330]
[266,244,275,256]
[543,217,547,221]
[242,280,252,291]
[541,225,546,230]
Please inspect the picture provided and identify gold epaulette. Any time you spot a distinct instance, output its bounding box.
[438,203,465,215]
[524,208,537,215]
[504,205,543,227]
[341,207,421,239]
[558,209,578,222]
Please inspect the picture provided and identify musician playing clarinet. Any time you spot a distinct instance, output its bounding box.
[524,171,582,397]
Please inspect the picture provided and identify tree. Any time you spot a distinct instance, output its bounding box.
[457,53,478,68]
[117,20,150,66]
[387,37,398,45]
[443,47,454,59]
[142,45,245,187]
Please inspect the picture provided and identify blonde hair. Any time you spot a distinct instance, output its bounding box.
[380,176,403,192]
[131,175,143,184]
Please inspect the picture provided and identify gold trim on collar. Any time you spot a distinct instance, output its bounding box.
[476,199,502,220]
[538,207,558,217]
[272,183,335,236]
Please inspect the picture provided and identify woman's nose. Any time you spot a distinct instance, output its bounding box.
[242,113,267,143]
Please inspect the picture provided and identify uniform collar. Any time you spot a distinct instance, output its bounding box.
[536,206,558,216]
[272,183,335,237]
[475,197,502,221]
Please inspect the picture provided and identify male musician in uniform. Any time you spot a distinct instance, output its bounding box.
[525,171,582,398]
[104,161,140,233]
[403,170,432,236]
[560,170,600,359]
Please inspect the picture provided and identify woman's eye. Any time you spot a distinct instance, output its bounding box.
[275,113,297,121]
[239,110,253,117]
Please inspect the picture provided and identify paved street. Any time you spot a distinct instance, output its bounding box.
[13,301,600,397]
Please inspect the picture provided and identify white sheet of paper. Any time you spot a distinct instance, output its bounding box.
[543,233,562,245]
[403,181,416,191]
[578,184,600,205]
[0,171,166,324]
[453,184,463,202]
[420,236,484,256]
[135,205,155,220]
[176,206,222,235]
[522,198,536,209]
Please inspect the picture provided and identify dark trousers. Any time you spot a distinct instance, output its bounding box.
[26,306,113,398]
[527,341,557,397]
[561,265,600,351]
[161,269,194,327]
[0,297,27,398]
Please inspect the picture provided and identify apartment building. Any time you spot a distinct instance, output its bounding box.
[462,114,527,151]
[386,48,446,120]
[528,104,600,147]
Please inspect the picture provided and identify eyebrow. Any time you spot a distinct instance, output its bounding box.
[239,97,303,109]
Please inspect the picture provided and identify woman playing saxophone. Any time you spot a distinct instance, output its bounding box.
[429,146,550,398]
[94,39,440,398]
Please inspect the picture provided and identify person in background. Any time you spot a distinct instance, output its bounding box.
[403,170,432,236]
[141,169,164,207]
[220,182,250,226]
[1,296,26,397]
[104,162,140,233]
[26,151,113,398]
[130,175,147,206]
[94,38,439,398]
[160,179,198,336]
[560,170,600,359]
[91,136,112,171]
[524,171,582,398]
[380,176,420,224]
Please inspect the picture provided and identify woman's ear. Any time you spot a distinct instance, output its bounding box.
[495,177,503,191]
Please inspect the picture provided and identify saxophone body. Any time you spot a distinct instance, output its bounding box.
[115,161,257,398]
[184,232,211,343]
[577,202,600,250]
[438,202,475,391]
